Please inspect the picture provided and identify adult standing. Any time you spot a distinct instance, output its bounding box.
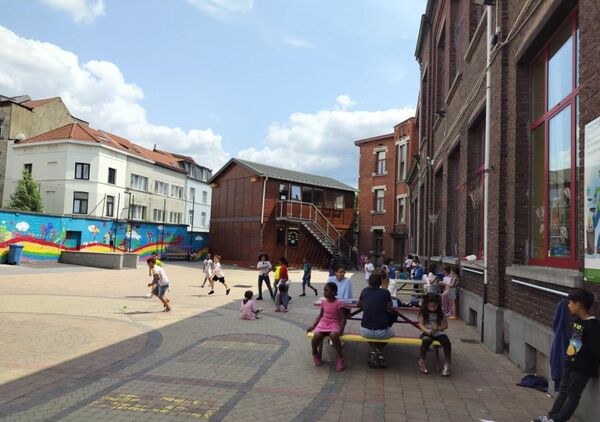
[256,253,275,301]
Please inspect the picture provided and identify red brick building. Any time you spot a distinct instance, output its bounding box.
[355,118,417,266]
[412,0,599,418]
[208,159,355,269]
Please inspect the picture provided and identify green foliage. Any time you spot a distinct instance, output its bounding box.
[9,169,43,212]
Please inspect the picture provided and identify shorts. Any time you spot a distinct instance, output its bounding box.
[360,327,394,339]
[448,287,457,300]
[153,284,169,298]
[213,276,226,284]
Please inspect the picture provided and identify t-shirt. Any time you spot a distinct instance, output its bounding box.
[279,265,288,282]
[213,262,224,278]
[203,259,213,275]
[303,263,312,277]
[566,316,600,377]
[240,299,258,320]
[386,265,397,279]
[152,266,169,286]
[413,266,423,280]
[155,258,163,267]
[328,275,353,299]
[359,287,392,330]
[404,258,413,269]
[364,262,375,280]
[257,260,271,275]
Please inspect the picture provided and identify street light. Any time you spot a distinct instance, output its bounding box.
[124,189,133,252]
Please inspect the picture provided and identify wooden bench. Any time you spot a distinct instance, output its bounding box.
[163,246,193,261]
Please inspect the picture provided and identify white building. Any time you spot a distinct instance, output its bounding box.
[2,123,189,223]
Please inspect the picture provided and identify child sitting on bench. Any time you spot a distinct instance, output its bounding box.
[307,282,346,371]
[417,293,451,376]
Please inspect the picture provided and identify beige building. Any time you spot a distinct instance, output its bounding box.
[0,95,86,206]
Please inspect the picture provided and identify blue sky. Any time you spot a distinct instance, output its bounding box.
[0,0,425,186]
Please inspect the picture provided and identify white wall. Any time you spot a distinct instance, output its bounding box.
[185,177,211,232]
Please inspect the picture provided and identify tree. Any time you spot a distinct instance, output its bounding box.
[10,169,43,212]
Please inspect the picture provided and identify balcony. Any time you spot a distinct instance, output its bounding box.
[393,223,409,236]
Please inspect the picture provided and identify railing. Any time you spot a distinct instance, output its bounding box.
[277,200,354,260]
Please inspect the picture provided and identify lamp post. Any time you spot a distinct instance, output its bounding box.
[124,189,133,253]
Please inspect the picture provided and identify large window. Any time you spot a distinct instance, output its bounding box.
[155,180,169,195]
[75,163,90,180]
[374,189,385,213]
[108,168,116,184]
[73,192,88,214]
[375,150,386,175]
[451,0,463,79]
[397,143,407,181]
[335,193,345,210]
[530,12,578,267]
[436,27,446,113]
[397,197,406,224]
[467,122,485,258]
[24,163,32,174]
[373,229,384,255]
[201,212,207,227]
[169,211,182,224]
[446,148,460,257]
[302,186,312,203]
[130,174,148,191]
[202,191,208,204]
[131,205,146,220]
[106,195,114,217]
[291,185,301,201]
[190,187,196,202]
[153,209,165,222]
[313,189,323,207]
[171,185,183,199]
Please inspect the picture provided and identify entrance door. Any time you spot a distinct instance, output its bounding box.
[64,231,82,250]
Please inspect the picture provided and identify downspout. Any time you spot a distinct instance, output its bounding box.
[481,4,492,344]
[259,176,269,250]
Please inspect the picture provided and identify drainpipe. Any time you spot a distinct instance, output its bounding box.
[259,176,269,250]
[481,4,492,344]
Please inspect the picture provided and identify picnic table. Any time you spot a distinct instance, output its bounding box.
[313,298,420,329]
[391,278,428,298]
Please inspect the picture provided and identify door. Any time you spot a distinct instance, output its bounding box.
[64,231,82,250]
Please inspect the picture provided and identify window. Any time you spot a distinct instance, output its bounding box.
[397,143,408,181]
[131,205,147,220]
[291,185,301,201]
[302,186,313,203]
[324,191,335,209]
[467,122,485,258]
[529,12,578,267]
[75,163,90,180]
[202,191,208,204]
[436,27,446,112]
[23,163,32,174]
[153,209,165,222]
[313,189,323,207]
[189,210,194,225]
[171,185,183,199]
[0,119,4,138]
[73,191,88,214]
[451,0,463,78]
[108,168,116,184]
[130,174,148,191]
[397,197,406,224]
[106,195,114,217]
[446,148,460,257]
[190,187,196,202]
[169,211,182,224]
[335,193,345,210]
[201,212,207,227]
[470,2,485,39]
[373,229,384,255]
[155,180,169,196]
[375,150,386,175]
[279,184,288,200]
[374,189,385,212]
[276,228,285,246]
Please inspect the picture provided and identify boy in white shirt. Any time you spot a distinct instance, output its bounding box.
[147,257,171,312]
[201,253,213,288]
[209,255,231,296]
[364,256,375,285]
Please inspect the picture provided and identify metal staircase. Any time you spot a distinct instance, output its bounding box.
[276,200,354,268]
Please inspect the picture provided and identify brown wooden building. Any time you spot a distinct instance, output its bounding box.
[208,159,356,268]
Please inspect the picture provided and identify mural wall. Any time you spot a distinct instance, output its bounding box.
[0,210,209,263]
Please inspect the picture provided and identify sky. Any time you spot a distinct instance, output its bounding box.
[0,0,426,187]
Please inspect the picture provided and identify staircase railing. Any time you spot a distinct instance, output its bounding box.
[277,200,354,261]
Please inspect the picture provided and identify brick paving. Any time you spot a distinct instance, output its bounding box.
[0,261,580,421]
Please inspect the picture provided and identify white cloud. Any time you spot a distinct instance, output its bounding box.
[0,25,228,170]
[40,0,105,23]
[283,36,313,49]
[186,0,254,20]
[336,94,356,110]
[237,99,415,187]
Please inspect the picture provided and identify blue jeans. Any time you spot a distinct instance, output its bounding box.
[258,274,274,299]
[279,284,289,308]
[360,327,394,339]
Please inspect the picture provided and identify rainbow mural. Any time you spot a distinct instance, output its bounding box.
[0,210,209,263]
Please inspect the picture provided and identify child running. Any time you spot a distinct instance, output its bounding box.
[275,257,290,312]
[300,257,318,297]
[417,293,451,376]
[201,253,213,288]
[209,255,230,295]
[146,252,163,298]
[307,281,346,371]
[147,257,171,312]
[240,290,262,320]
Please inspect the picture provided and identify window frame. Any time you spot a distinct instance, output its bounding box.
[529,10,579,269]
[396,141,408,181]
[374,189,385,213]
[23,163,32,174]
[108,168,116,185]
[396,196,406,225]
[106,195,115,217]
[155,180,169,196]
[74,162,90,180]
[72,191,89,214]
[375,150,386,175]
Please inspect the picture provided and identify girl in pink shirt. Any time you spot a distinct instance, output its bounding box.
[240,290,262,320]
[307,282,346,371]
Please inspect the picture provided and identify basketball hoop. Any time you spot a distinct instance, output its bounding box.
[467,174,485,208]
[428,212,439,224]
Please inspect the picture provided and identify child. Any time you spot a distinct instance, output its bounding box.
[300,257,318,297]
[447,268,459,320]
[256,253,274,300]
[441,266,453,314]
[209,255,230,295]
[328,264,354,300]
[357,272,395,368]
[364,256,375,285]
[382,258,397,281]
[307,281,346,371]
[201,253,213,288]
[147,257,171,312]
[404,254,414,278]
[417,293,451,376]
[146,252,163,298]
[532,289,600,422]
[275,257,290,312]
[240,290,262,320]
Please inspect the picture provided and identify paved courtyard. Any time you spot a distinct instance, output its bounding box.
[0,261,579,422]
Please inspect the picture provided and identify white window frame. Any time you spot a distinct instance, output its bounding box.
[374,189,385,213]
[201,212,207,227]
[153,208,165,222]
[155,180,169,196]
[202,191,208,204]
[171,185,183,199]
[131,205,147,220]
[130,174,148,191]
[396,194,407,224]
[396,136,409,181]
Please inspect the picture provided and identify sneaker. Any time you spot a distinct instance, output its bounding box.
[368,352,378,368]
[377,353,388,369]
[164,306,172,312]
[335,357,345,372]
[208,290,215,295]
[442,364,450,377]
[313,289,318,296]
[313,354,322,367]
[146,293,153,298]
[226,289,230,295]
[299,293,307,297]
[282,307,288,313]
[418,359,429,374]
